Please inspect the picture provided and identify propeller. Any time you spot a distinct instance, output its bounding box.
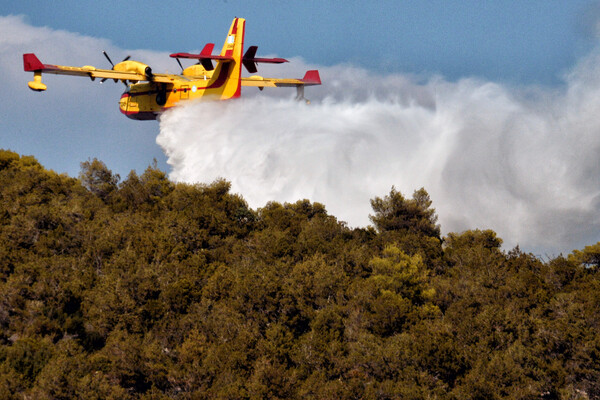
[103,51,115,68]
[101,51,130,87]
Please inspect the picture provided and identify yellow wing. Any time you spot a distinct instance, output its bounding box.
[24,53,175,91]
[241,70,321,88]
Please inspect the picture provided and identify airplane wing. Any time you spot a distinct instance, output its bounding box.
[24,53,173,91]
[241,70,321,88]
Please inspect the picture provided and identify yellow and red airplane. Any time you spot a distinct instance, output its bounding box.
[23,18,321,120]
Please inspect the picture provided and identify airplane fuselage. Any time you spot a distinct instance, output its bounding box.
[120,53,238,120]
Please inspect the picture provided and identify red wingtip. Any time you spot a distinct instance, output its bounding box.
[23,53,44,71]
[301,70,321,85]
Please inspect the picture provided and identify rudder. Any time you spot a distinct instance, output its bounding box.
[219,18,245,99]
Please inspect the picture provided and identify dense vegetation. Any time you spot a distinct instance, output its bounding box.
[0,149,599,399]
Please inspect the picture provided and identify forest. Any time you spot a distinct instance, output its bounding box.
[0,148,599,399]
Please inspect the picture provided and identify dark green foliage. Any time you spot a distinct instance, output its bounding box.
[79,158,120,203]
[370,186,440,238]
[569,242,600,268]
[370,187,443,266]
[1,149,599,399]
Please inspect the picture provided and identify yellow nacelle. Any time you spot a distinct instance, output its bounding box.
[114,60,153,78]
[182,64,212,79]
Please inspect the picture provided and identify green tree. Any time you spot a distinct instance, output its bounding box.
[351,246,439,337]
[569,242,600,268]
[369,187,442,263]
[79,158,119,202]
[370,187,440,239]
[4,149,600,398]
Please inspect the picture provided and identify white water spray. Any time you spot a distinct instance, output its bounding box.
[157,58,600,254]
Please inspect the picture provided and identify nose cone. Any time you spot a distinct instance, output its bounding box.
[119,92,130,114]
[118,92,157,120]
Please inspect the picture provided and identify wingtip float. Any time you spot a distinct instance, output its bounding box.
[23,18,321,121]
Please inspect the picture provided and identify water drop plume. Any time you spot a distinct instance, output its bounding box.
[157,59,600,254]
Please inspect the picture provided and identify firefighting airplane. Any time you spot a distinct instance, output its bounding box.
[23,18,321,120]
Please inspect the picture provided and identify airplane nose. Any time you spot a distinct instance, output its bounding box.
[119,93,130,112]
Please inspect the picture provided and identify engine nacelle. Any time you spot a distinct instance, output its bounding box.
[114,60,153,79]
[182,64,213,80]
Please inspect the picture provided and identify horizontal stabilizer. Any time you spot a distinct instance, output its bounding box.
[169,52,233,61]
[242,46,288,73]
[170,45,234,71]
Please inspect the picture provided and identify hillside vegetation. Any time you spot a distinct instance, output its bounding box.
[0,149,599,399]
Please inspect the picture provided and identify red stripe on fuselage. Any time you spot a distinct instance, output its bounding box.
[206,63,231,89]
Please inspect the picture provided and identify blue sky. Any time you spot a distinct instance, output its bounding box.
[1,1,600,252]
[2,0,598,172]
[4,0,598,84]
